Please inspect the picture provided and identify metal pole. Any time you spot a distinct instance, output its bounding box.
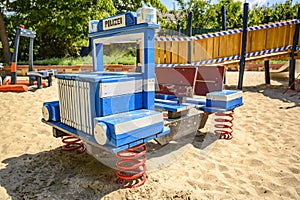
[136,43,140,71]
[289,7,300,90]
[29,38,34,72]
[188,11,193,64]
[177,20,181,36]
[264,16,271,84]
[221,6,227,31]
[11,28,21,84]
[238,3,249,90]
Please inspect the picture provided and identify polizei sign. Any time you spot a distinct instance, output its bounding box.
[103,15,126,30]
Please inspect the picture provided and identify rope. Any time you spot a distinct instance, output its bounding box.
[155,19,300,42]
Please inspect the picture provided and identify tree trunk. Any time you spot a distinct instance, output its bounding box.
[0,11,11,63]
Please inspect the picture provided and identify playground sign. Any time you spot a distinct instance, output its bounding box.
[102,15,126,30]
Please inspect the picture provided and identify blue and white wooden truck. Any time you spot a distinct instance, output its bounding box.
[41,12,243,187]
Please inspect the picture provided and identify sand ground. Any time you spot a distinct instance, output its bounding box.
[0,71,299,199]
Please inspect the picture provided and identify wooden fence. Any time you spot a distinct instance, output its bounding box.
[155,20,300,65]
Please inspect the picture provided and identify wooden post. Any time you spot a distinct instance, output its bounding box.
[29,38,34,72]
[289,7,300,90]
[264,16,271,84]
[177,20,181,65]
[238,3,249,90]
[221,6,227,31]
[11,28,21,84]
[188,12,193,64]
[177,20,181,36]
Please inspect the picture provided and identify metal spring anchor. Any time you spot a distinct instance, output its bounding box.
[116,143,147,188]
[61,134,86,153]
[214,110,234,140]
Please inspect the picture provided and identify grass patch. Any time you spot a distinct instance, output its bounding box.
[16,55,135,66]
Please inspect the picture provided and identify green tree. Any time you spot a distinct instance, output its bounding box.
[173,0,212,29]
[114,0,167,13]
[7,0,116,59]
[0,0,11,63]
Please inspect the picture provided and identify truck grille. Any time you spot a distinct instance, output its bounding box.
[57,79,93,135]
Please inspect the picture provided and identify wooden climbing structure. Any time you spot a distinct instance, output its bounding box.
[154,19,299,67]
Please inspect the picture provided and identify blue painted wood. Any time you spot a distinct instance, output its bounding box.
[154,102,193,112]
[89,23,159,38]
[100,92,143,116]
[95,43,104,72]
[143,91,155,110]
[238,3,249,90]
[289,7,300,89]
[185,97,206,105]
[202,103,243,113]
[221,6,227,31]
[20,28,36,38]
[155,94,176,100]
[94,109,164,142]
[109,121,164,140]
[43,101,60,122]
[42,119,170,153]
[11,28,21,84]
[206,97,243,110]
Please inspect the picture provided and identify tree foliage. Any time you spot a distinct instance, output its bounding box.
[0,0,300,62]
[6,0,115,60]
[0,0,11,63]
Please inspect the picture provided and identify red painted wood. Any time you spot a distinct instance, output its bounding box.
[155,67,197,97]
[195,65,226,96]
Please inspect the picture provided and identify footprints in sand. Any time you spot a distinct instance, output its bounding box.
[288,167,300,174]
[242,158,264,167]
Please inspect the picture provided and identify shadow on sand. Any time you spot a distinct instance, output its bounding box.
[0,147,120,199]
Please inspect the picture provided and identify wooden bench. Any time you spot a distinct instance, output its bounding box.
[27,70,57,88]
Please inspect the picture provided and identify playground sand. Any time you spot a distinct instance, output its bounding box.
[0,71,299,199]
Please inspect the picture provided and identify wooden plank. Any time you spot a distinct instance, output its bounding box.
[227,31,241,57]
[266,24,275,49]
[246,31,251,54]
[283,24,290,47]
[191,41,195,63]
[195,39,208,61]
[213,36,220,58]
[155,67,198,97]
[139,45,143,65]
[288,24,296,46]
[165,41,171,64]
[178,41,188,64]
[195,65,225,96]
[250,29,266,52]
[155,42,159,64]
[171,40,179,64]
[159,41,165,64]
[274,26,282,48]
[205,37,214,59]
[218,35,227,58]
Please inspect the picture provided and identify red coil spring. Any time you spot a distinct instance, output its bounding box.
[214,110,234,140]
[116,143,147,188]
[61,134,86,154]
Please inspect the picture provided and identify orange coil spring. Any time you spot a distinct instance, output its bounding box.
[214,110,234,140]
[116,143,147,188]
[61,134,86,154]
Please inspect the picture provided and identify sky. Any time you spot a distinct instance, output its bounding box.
[160,0,298,10]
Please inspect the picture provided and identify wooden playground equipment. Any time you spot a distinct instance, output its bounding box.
[41,10,244,188]
[40,3,300,188]
[155,19,299,66]
[154,4,300,90]
[0,26,56,92]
